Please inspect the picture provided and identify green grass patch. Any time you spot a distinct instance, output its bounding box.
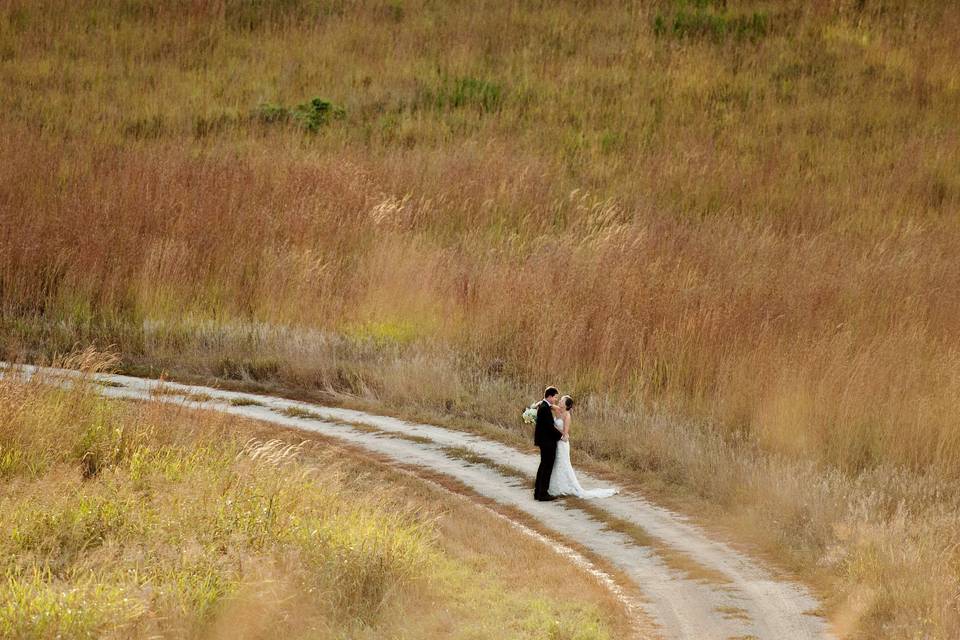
[654,1,768,42]
[253,97,346,133]
[422,74,504,113]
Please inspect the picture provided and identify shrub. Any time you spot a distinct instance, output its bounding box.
[292,97,346,132]
[253,98,345,133]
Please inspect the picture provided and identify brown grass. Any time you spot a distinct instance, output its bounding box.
[1,0,960,637]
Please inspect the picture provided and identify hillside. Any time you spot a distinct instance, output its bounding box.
[1,1,959,637]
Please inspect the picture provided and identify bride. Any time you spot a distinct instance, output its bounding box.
[548,395,618,499]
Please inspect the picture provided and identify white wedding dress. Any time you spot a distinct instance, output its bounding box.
[548,417,618,499]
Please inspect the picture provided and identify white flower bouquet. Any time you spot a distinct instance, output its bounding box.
[522,403,539,425]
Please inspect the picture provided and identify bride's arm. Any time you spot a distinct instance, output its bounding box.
[561,414,570,441]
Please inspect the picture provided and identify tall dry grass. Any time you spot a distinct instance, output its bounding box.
[3,128,959,475]
[2,0,960,636]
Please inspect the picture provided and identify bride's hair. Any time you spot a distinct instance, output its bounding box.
[561,395,574,411]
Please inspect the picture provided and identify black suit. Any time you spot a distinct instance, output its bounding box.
[533,399,562,499]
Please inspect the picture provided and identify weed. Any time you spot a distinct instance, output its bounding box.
[229,397,264,407]
[278,406,322,420]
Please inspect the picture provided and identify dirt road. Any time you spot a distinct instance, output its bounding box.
[10,364,834,640]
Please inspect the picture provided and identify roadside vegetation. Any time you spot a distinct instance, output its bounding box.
[0,359,623,639]
[1,1,959,637]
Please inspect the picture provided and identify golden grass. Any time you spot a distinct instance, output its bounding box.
[0,370,623,639]
[2,0,960,474]
[2,0,960,637]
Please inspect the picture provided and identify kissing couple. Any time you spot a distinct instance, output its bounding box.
[531,386,618,501]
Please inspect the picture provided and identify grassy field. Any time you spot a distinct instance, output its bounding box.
[1,0,959,637]
[0,360,626,639]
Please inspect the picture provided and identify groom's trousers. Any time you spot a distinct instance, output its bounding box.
[535,441,557,499]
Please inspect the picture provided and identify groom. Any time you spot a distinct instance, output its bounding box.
[534,386,563,501]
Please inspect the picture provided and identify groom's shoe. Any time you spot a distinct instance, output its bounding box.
[536,495,558,502]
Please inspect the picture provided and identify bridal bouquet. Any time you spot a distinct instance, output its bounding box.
[521,403,539,425]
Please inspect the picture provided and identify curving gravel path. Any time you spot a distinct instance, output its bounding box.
[6,364,834,640]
